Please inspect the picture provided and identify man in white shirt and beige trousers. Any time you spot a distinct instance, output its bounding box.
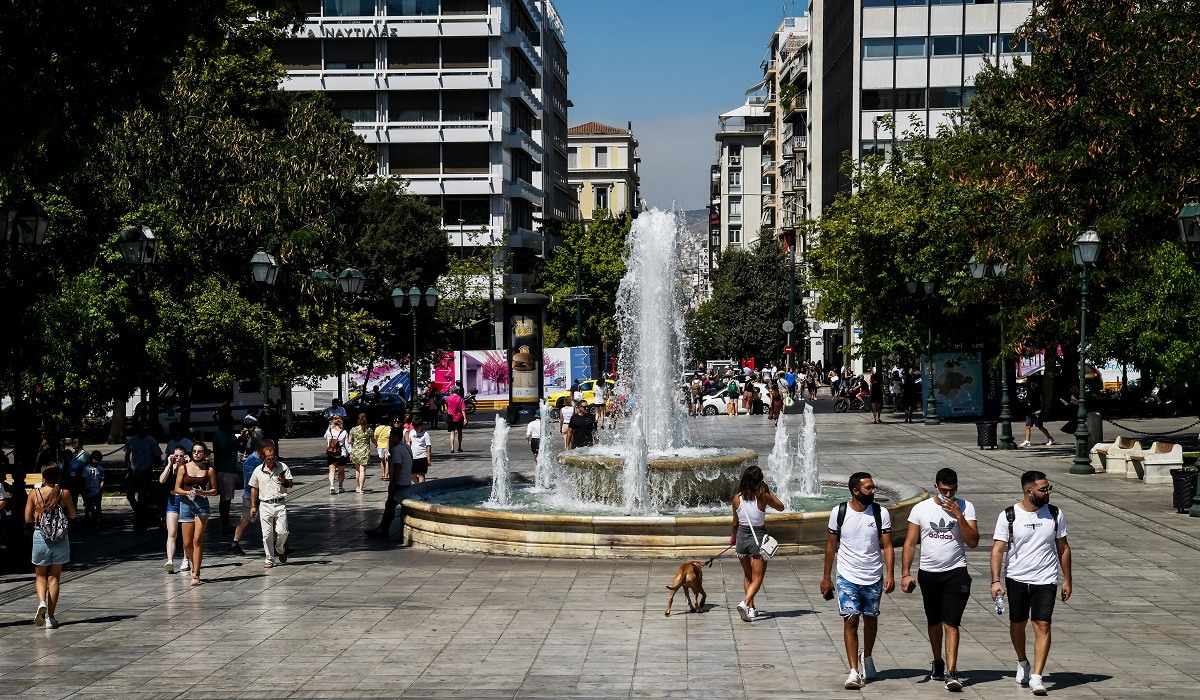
[248,440,293,569]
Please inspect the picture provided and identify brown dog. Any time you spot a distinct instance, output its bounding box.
[664,561,707,615]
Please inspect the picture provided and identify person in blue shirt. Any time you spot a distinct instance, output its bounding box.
[785,370,797,400]
[81,451,105,530]
[229,449,262,556]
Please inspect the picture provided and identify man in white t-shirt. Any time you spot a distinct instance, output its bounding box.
[901,468,979,691]
[558,403,574,450]
[525,410,542,473]
[821,472,895,690]
[989,470,1071,696]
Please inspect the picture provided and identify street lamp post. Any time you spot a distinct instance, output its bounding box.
[113,225,160,433]
[1070,229,1102,474]
[969,253,1015,449]
[337,268,366,397]
[392,287,438,401]
[905,277,940,425]
[1175,199,1200,514]
[249,251,279,411]
[1,199,49,467]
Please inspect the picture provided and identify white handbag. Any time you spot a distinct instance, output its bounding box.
[748,522,779,559]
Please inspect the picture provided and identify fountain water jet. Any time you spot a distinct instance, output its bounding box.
[486,416,511,506]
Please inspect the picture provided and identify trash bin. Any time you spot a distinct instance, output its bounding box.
[976,421,998,449]
[1171,469,1198,513]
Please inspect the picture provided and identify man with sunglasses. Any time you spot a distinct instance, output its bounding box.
[901,468,978,690]
[990,471,1072,696]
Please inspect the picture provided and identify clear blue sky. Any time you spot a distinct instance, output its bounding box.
[555,0,808,210]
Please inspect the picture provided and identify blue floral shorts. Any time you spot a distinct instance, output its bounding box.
[836,574,882,618]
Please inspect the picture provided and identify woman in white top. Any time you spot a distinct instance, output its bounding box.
[730,465,785,621]
[325,417,350,494]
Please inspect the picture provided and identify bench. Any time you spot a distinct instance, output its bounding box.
[1126,442,1182,485]
[1091,436,1142,475]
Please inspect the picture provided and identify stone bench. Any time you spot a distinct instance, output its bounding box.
[1126,442,1182,485]
[1092,436,1142,475]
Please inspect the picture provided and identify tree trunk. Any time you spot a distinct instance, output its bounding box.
[106,389,129,444]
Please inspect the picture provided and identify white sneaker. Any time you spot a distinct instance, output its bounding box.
[34,601,47,627]
[330,486,337,494]
[747,606,760,619]
[737,601,751,622]
[1045,439,1055,446]
[1029,674,1046,695]
[844,669,864,689]
[355,487,363,494]
[1016,660,1031,686]
[179,559,191,573]
[164,560,174,573]
[862,656,877,680]
[1019,440,1032,448]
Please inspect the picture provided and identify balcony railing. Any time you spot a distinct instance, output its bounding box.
[717,122,770,134]
[763,127,777,143]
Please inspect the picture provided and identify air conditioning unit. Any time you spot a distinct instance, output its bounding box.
[729,156,742,166]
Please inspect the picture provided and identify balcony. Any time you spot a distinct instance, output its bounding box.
[762,160,777,173]
[762,194,776,206]
[505,179,545,207]
[503,24,543,74]
[762,127,777,144]
[504,129,544,164]
[716,121,770,135]
[502,77,543,113]
[782,94,808,123]
[761,58,777,77]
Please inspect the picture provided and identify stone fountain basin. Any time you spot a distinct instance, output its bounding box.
[555,446,758,508]
[400,474,927,558]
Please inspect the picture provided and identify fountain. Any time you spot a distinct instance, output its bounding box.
[399,209,926,557]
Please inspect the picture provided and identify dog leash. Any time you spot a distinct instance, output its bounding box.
[704,544,734,567]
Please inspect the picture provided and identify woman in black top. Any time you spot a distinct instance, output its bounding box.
[869,374,884,423]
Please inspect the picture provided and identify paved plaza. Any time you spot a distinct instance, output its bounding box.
[2,406,1199,699]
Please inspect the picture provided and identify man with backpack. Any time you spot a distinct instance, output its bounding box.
[821,472,894,690]
[989,471,1072,696]
[900,468,979,690]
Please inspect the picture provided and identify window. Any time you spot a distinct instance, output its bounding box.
[729,228,742,249]
[443,142,490,173]
[389,143,440,175]
[929,87,965,109]
[442,37,489,69]
[386,0,436,15]
[894,89,926,109]
[931,36,961,56]
[568,147,578,168]
[862,89,927,110]
[862,0,893,6]
[388,91,438,121]
[861,89,890,110]
[1000,34,1030,54]
[862,38,892,59]
[594,185,609,212]
[442,0,489,14]
[595,146,609,168]
[329,91,376,122]
[962,86,977,106]
[274,39,321,70]
[729,197,742,220]
[388,38,438,68]
[729,144,742,160]
[325,40,374,69]
[729,169,742,193]
[442,197,490,227]
[895,38,927,58]
[895,0,924,5]
[762,175,773,191]
[931,0,964,4]
[324,0,375,17]
[963,34,993,55]
[443,90,489,121]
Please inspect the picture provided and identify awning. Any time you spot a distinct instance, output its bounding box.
[744,79,767,95]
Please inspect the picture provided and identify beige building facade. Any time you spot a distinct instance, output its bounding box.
[567,121,640,221]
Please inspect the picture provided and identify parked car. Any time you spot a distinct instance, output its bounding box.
[341,392,408,426]
[700,382,769,416]
[548,379,599,409]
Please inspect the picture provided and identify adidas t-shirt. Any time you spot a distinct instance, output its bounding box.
[829,503,893,586]
[992,504,1068,586]
[907,497,977,573]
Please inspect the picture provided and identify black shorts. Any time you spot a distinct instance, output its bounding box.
[1006,578,1057,623]
[918,567,972,627]
[446,418,463,432]
[327,455,348,466]
[530,438,540,454]
[1025,412,1044,428]
[412,457,429,475]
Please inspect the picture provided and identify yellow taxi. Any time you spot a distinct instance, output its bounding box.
[547,379,599,409]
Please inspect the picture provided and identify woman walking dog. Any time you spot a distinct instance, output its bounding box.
[731,465,784,621]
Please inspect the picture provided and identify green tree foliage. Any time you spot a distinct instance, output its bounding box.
[686,239,796,363]
[537,211,630,347]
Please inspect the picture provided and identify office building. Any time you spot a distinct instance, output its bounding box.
[567,121,640,221]
[275,0,574,347]
[709,97,770,274]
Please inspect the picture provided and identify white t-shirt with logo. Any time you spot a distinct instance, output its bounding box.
[907,496,977,573]
[829,503,893,586]
[409,430,432,457]
[992,504,1067,586]
[525,419,542,440]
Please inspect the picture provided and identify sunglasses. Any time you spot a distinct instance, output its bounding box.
[1031,485,1053,494]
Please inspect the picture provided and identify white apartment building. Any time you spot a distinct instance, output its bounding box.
[709,98,769,273]
[806,0,1032,369]
[275,0,574,344]
[567,121,640,221]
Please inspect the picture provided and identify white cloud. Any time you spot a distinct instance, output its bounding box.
[632,114,717,212]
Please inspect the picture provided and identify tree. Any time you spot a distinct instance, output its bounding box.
[537,210,629,347]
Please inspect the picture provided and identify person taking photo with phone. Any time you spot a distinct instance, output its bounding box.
[900,468,979,690]
[989,470,1072,696]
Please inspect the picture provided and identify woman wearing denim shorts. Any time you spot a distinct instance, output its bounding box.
[159,445,189,574]
[174,442,217,586]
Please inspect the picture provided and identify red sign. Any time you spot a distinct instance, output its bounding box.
[784,345,794,355]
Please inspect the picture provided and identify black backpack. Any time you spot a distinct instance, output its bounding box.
[833,501,885,546]
[1004,504,1060,547]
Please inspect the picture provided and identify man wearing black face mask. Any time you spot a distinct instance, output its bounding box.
[821,472,894,689]
[989,471,1072,696]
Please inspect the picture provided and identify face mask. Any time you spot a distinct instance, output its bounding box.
[854,491,875,507]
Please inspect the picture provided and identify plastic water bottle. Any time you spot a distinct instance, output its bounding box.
[994,592,1005,616]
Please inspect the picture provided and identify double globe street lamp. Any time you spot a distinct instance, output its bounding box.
[392,287,438,401]
[1175,200,1200,514]
[969,253,1015,449]
[250,251,280,411]
[1070,229,1102,474]
[312,268,366,401]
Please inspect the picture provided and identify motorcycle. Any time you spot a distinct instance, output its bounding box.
[833,377,868,413]
[464,389,478,415]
